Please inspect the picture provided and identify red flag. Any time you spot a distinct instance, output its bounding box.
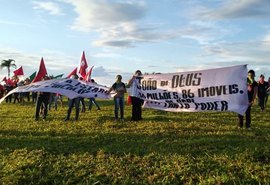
[13,66,24,76]
[1,76,7,82]
[32,57,48,83]
[67,67,77,78]
[6,78,15,86]
[84,66,94,82]
[78,51,88,78]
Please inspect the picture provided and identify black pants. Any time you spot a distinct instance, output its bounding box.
[5,94,12,103]
[238,105,251,128]
[258,95,266,110]
[131,97,144,121]
[66,98,80,120]
[35,96,49,119]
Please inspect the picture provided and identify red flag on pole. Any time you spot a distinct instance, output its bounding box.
[67,67,78,78]
[84,66,94,82]
[78,51,88,78]
[13,66,24,76]
[32,57,48,83]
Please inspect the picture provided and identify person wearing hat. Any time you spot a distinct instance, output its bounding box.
[238,69,258,128]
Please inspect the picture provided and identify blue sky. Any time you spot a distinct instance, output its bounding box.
[1,0,270,86]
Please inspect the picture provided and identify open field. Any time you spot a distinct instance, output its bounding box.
[0,98,270,184]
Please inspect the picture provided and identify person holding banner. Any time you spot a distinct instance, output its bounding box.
[128,70,144,121]
[108,75,127,121]
[88,79,101,111]
[238,69,258,128]
[65,74,81,121]
[35,76,51,121]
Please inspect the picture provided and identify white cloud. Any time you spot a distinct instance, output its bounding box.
[197,0,270,19]
[262,31,270,48]
[65,0,146,31]
[33,1,63,15]
[0,48,118,86]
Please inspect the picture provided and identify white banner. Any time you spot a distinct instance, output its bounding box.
[130,65,249,115]
[0,78,112,104]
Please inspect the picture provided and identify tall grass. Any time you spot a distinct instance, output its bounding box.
[0,98,269,184]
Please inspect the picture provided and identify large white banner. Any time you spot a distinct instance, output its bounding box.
[0,78,112,104]
[130,65,249,115]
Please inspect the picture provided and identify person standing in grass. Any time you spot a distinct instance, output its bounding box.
[35,76,51,121]
[0,83,4,99]
[108,75,127,121]
[264,77,270,108]
[128,70,144,121]
[65,74,81,121]
[88,79,101,111]
[257,74,268,111]
[238,69,258,128]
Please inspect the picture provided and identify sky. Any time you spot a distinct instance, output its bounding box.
[0,0,270,86]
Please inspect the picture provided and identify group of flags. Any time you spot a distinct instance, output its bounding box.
[66,51,94,81]
[1,51,94,85]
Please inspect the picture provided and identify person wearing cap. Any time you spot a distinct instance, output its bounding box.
[65,74,80,121]
[238,69,258,128]
[128,70,144,121]
[108,75,127,121]
[257,74,268,111]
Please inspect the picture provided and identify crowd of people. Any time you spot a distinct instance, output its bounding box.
[0,69,269,126]
[0,70,144,122]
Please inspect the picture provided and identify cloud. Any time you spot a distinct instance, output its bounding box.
[93,21,185,47]
[33,1,63,15]
[63,0,183,48]
[197,0,270,19]
[65,0,146,31]
[262,31,270,48]
[0,20,34,27]
[0,48,122,86]
[94,39,135,48]
[0,48,77,77]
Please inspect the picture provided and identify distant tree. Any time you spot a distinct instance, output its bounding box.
[0,59,17,78]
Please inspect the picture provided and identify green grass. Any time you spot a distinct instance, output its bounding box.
[0,98,270,184]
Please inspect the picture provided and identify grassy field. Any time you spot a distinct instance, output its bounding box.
[0,97,270,184]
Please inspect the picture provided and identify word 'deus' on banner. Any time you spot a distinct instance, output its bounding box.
[129,65,249,115]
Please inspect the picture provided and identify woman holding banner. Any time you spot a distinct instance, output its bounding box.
[128,70,144,121]
[238,69,258,128]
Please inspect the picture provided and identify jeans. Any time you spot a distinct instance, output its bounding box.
[66,98,80,120]
[114,96,124,119]
[89,98,100,110]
